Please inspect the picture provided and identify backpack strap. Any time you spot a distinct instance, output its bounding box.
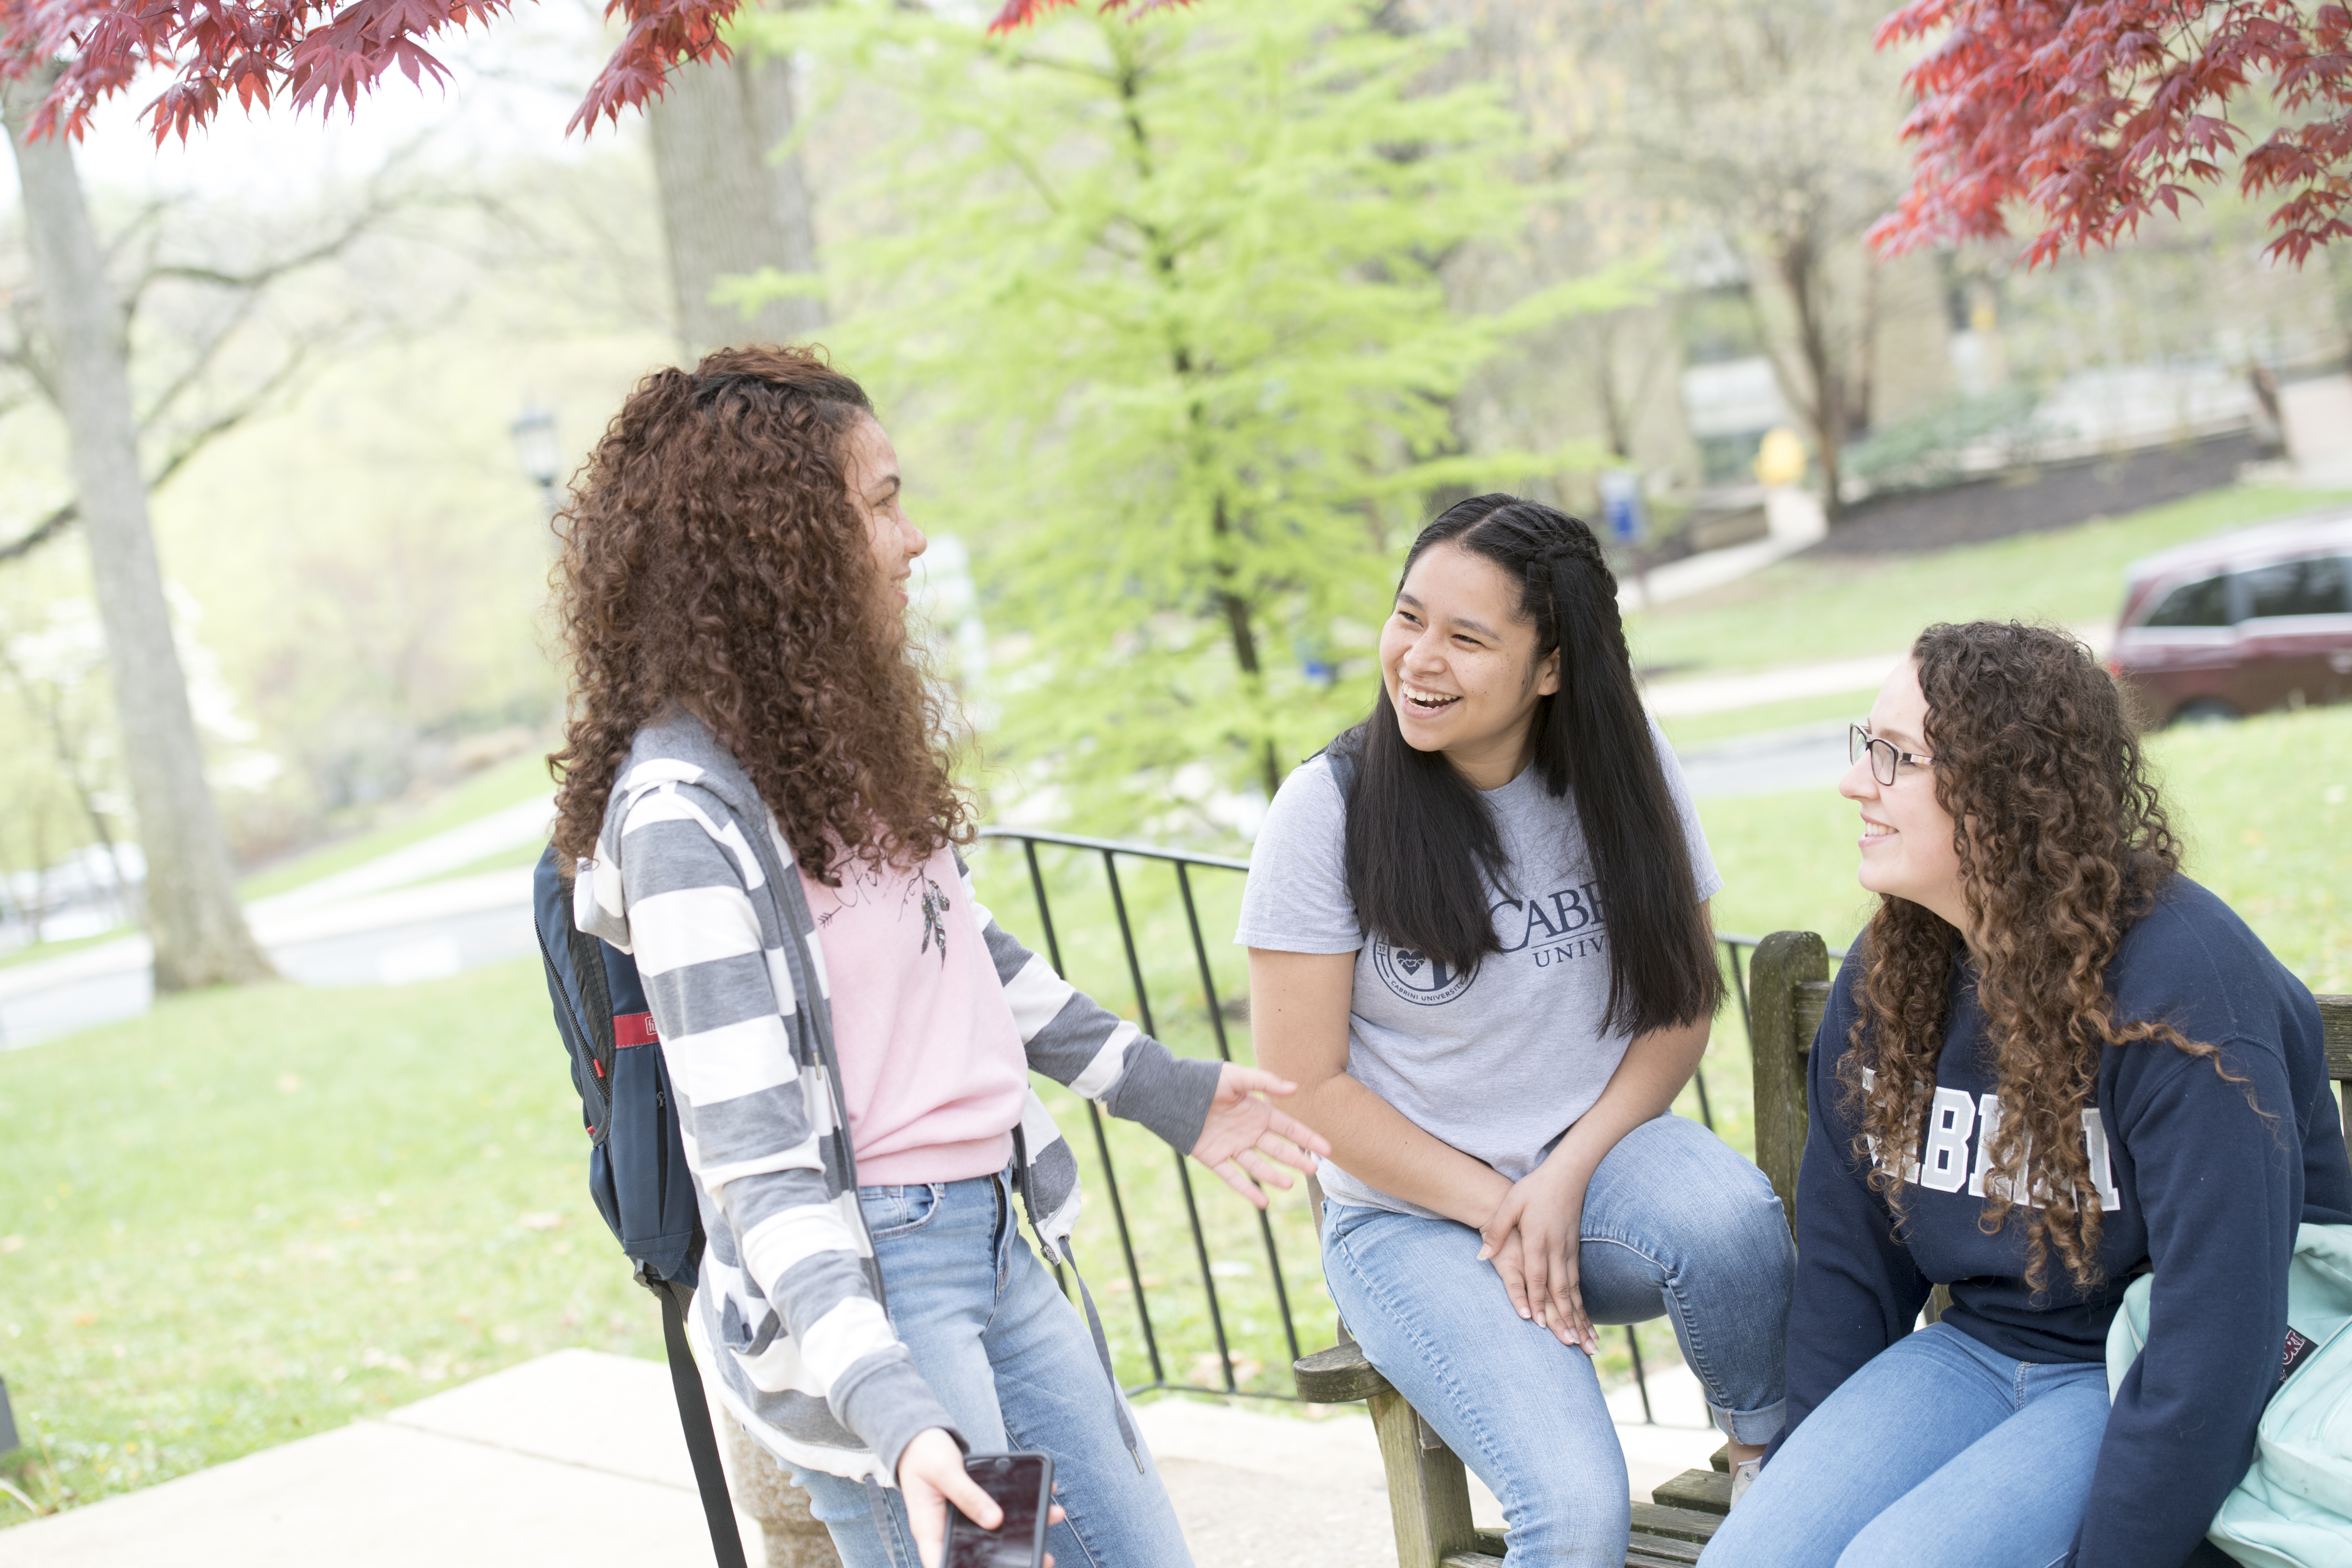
[1320,734,1360,803]
[645,1269,751,1568]
[862,1475,912,1568]
[1009,1126,1143,1472]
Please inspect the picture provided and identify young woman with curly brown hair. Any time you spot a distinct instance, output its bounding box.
[548,344,1326,1568]
[1701,621,2352,1568]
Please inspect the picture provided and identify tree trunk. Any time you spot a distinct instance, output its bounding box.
[1771,228,1848,524]
[3,68,275,991]
[647,44,826,357]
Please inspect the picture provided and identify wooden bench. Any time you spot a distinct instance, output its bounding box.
[1291,928,2352,1568]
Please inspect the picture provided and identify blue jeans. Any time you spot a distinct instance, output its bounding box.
[787,1171,1193,1568]
[1321,1113,1794,1566]
[1697,1323,2112,1568]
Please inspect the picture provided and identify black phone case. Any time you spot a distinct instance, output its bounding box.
[943,1450,1054,1568]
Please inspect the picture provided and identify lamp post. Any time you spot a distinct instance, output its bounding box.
[508,405,563,530]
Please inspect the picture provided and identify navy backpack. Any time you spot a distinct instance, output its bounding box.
[532,842,749,1568]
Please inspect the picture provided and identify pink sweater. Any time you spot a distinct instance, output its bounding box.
[800,843,1030,1186]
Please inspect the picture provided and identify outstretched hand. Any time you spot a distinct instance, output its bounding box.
[1189,1064,1331,1209]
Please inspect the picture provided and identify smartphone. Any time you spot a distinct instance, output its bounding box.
[943,1450,1054,1568]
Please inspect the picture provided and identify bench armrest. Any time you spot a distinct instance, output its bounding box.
[1294,1340,1394,1403]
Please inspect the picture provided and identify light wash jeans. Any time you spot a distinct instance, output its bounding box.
[1321,1112,1794,1566]
[1697,1322,2111,1568]
[787,1170,1193,1568]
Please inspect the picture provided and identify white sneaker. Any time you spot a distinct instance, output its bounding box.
[1729,1457,1763,1508]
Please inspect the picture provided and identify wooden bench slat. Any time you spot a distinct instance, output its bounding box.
[1444,1498,1727,1559]
[1648,1468,1733,1517]
[1620,1532,1706,1565]
[1443,1545,1704,1568]
[1630,1500,1727,1544]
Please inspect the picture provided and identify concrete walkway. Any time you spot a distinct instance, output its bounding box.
[0,1348,1722,1567]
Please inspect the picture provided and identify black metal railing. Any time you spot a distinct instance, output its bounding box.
[977,825,1804,1422]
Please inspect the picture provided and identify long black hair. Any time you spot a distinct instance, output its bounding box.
[1338,494,1722,1037]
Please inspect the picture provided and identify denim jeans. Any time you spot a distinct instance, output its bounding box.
[1697,1323,2112,1568]
[787,1170,1193,1568]
[1321,1112,1794,1566]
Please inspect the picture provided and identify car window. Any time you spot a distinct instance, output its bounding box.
[2143,573,2233,628]
[2242,554,2352,618]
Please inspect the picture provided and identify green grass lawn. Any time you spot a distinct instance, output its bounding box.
[1628,484,2352,679]
[0,962,656,1521]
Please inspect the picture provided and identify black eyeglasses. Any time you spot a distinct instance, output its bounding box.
[1850,724,1933,786]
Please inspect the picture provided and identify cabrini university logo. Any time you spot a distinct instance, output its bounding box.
[1372,935,1476,1006]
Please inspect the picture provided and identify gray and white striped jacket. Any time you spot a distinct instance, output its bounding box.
[576,712,1220,1482]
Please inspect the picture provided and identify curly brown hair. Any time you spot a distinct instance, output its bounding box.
[1843,620,2228,1296]
[548,344,969,880]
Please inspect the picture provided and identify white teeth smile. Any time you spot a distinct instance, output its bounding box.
[1401,683,1461,712]
[1862,821,1895,837]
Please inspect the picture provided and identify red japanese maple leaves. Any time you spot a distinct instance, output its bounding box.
[0,0,521,141]
[1875,0,2352,266]
[0,0,1189,142]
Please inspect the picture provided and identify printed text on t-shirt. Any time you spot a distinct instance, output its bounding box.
[1493,880,1608,969]
[1370,880,1611,1006]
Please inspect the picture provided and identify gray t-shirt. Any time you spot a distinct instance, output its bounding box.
[1235,721,1722,1218]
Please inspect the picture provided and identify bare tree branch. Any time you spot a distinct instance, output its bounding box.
[147,334,324,490]
[134,282,269,434]
[0,501,76,564]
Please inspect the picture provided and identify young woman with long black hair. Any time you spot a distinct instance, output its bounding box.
[1698,623,2352,1568]
[1241,494,1795,1564]
[550,345,1327,1568]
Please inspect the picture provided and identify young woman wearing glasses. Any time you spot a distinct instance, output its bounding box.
[1242,495,1795,1564]
[1699,620,2352,1568]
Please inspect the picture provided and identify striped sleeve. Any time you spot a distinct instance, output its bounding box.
[621,782,956,1476]
[961,858,1221,1155]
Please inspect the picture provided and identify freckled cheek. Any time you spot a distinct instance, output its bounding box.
[1378,630,1418,678]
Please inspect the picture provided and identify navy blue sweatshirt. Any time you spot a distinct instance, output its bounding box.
[1780,876,2352,1568]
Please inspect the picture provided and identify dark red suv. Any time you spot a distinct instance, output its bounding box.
[2110,514,2352,726]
